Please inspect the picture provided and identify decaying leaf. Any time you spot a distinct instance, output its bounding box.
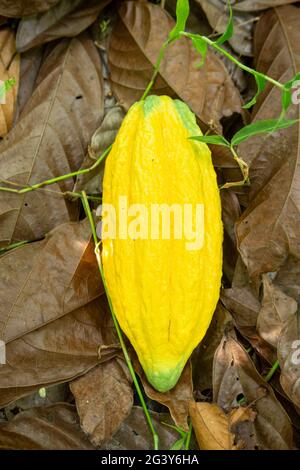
[236,6,300,278]
[278,311,300,408]
[16,0,112,52]
[0,33,103,246]
[0,404,95,450]
[109,0,241,130]
[0,28,20,138]
[213,328,293,449]
[70,360,133,447]
[257,275,297,348]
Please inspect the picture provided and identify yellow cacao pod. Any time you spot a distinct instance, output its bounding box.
[102,95,222,392]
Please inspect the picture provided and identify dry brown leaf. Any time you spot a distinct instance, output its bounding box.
[103,406,180,451]
[134,356,193,432]
[275,256,300,301]
[234,0,298,11]
[0,403,95,450]
[109,0,241,130]
[0,0,61,17]
[16,0,112,53]
[0,296,119,407]
[189,401,243,450]
[0,28,20,138]
[193,303,232,394]
[257,275,297,348]
[13,47,43,122]
[74,106,125,195]
[194,0,255,56]
[213,328,293,449]
[0,33,103,247]
[0,218,102,343]
[278,311,300,408]
[70,359,133,447]
[236,6,300,278]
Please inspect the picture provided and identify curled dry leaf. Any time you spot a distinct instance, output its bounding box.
[278,311,300,408]
[213,328,293,449]
[0,404,95,450]
[0,218,102,343]
[0,33,103,247]
[257,275,297,348]
[189,401,250,450]
[103,406,180,451]
[0,0,61,18]
[16,0,112,53]
[134,356,193,432]
[74,106,125,195]
[109,1,241,130]
[192,303,232,395]
[194,0,255,57]
[70,359,133,447]
[275,256,300,301]
[0,296,119,407]
[236,6,300,278]
[0,28,20,138]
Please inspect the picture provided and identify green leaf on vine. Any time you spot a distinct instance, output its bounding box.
[215,0,234,45]
[231,118,298,146]
[191,36,207,67]
[190,135,230,147]
[243,74,266,109]
[169,0,190,41]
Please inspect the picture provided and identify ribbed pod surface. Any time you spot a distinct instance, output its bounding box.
[102,96,222,392]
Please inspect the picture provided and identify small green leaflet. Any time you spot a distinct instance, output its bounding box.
[191,36,207,67]
[170,437,185,450]
[231,118,298,146]
[169,0,190,41]
[243,74,266,109]
[190,135,230,147]
[215,0,234,45]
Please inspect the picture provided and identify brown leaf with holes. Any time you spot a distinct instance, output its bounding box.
[0,404,95,449]
[0,33,103,247]
[0,218,102,343]
[257,275,297,348]
[278,311,300,408]
[0,28,20,138]
[189,401,243,450]
[134,356,193,432]
[109,0,241,130]
[70,359,133,447]
[16,0,112,53]
[236,6,300,278]
[0,296,119,407]
[213,328,293,449]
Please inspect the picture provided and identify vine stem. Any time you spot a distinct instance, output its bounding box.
[141,40,170,101]
[81,191,159,451]
[265,360,280,382]
[185,421,193,450]
[0,145,112,195]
